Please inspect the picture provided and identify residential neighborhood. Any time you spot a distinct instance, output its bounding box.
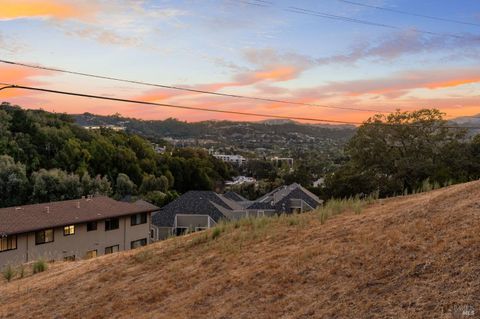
[0,183,321,267]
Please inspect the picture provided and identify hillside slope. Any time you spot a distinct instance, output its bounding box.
[1,182,480,318]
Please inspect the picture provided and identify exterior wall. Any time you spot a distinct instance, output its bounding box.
[175,215,214,229]
[0,213,151,269]
[152,226,173,241]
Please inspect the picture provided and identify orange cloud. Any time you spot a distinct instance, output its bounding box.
[253,66,298,81]
[0,0,95,20]
[424,78,480,90]
[0,65,52,98]
[137,66,301,103]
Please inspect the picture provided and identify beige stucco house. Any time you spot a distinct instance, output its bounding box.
[0,196,159,269]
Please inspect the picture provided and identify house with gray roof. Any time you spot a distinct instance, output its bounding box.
[246,183,323,215]
[151,184,322,240]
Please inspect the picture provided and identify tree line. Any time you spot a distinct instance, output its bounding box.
[0,103,233,208]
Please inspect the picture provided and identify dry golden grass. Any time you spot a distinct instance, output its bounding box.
[1,182,480,318]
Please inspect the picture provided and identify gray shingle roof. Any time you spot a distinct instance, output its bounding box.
[152,191,233,228]
[247,183,322,211]
[223,191,248,202]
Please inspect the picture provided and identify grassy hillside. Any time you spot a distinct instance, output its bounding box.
[1,182,480,318]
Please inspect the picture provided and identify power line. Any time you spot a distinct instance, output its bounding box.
[0,83,362,124]
[233,0,473,39]
[0,59,390,114]
[337,0,480,27]
[286,6,470,39]
[0,83,477,129]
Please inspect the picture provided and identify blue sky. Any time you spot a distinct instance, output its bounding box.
[1,0,479,122]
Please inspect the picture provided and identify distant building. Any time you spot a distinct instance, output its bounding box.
[84,125,126,131]
[0,197,159,268]
[225,176,256,186]
[213,154,247,166]
[271,157,294,168]
[151,183,323,240]
[313,178,325,188]
[152,144,166,154]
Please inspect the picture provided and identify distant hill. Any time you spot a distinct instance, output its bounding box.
[74,113,356,157]
[449,114,480,135]
[1,181,479,318]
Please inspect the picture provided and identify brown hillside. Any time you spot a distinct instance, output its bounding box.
[1,182,480,319]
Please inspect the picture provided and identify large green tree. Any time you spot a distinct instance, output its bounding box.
[325,109,473,198]
[0,155,29,207]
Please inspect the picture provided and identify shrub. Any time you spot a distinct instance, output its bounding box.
[32,260,47,274]
[211,227,222,239]
[2,265,15,282]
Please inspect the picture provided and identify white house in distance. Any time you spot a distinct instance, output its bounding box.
[226,176,256,186]
[213,154,247,166]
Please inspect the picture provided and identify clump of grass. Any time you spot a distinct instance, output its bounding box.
[32,260,47,274]
[316,191,378,224]
[19,265,25,279]
[319,210,329,225]
[2,265,16,282]
[287,217,300,226]
[132,250,154,263]
[211,227,222,239]
[189,232,210,247]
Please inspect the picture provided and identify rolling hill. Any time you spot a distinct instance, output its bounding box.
[1,181,480,318]
[74,113,356,158]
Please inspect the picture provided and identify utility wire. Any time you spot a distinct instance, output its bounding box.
[336,0,480,28]
[0,83,477,129]
[0,59,390,114]
[0,83,362,124]
[285,6,470,39]
[233,0,474,39]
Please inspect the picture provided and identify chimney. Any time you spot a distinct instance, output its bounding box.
[45,206,50,213]
[76,201,80,209]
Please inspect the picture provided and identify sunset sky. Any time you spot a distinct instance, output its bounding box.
[0,0,479,123]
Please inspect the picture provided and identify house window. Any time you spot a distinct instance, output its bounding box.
[87,221,97,231]
[85,250,97,259]
[0,235,17,252]
[105,218,119,231]
[63,225,75,236]
[105,245,119,255]
[35,229,54,245]
[64,255,75,261]
[130,238,147,249]
[131,213,147,226]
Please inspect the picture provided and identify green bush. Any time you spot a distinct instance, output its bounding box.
[211,227,222,239]
[2,265,15,282]
[32,260,47,274]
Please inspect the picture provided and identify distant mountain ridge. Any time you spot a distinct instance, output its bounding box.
[73,113,356,157]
